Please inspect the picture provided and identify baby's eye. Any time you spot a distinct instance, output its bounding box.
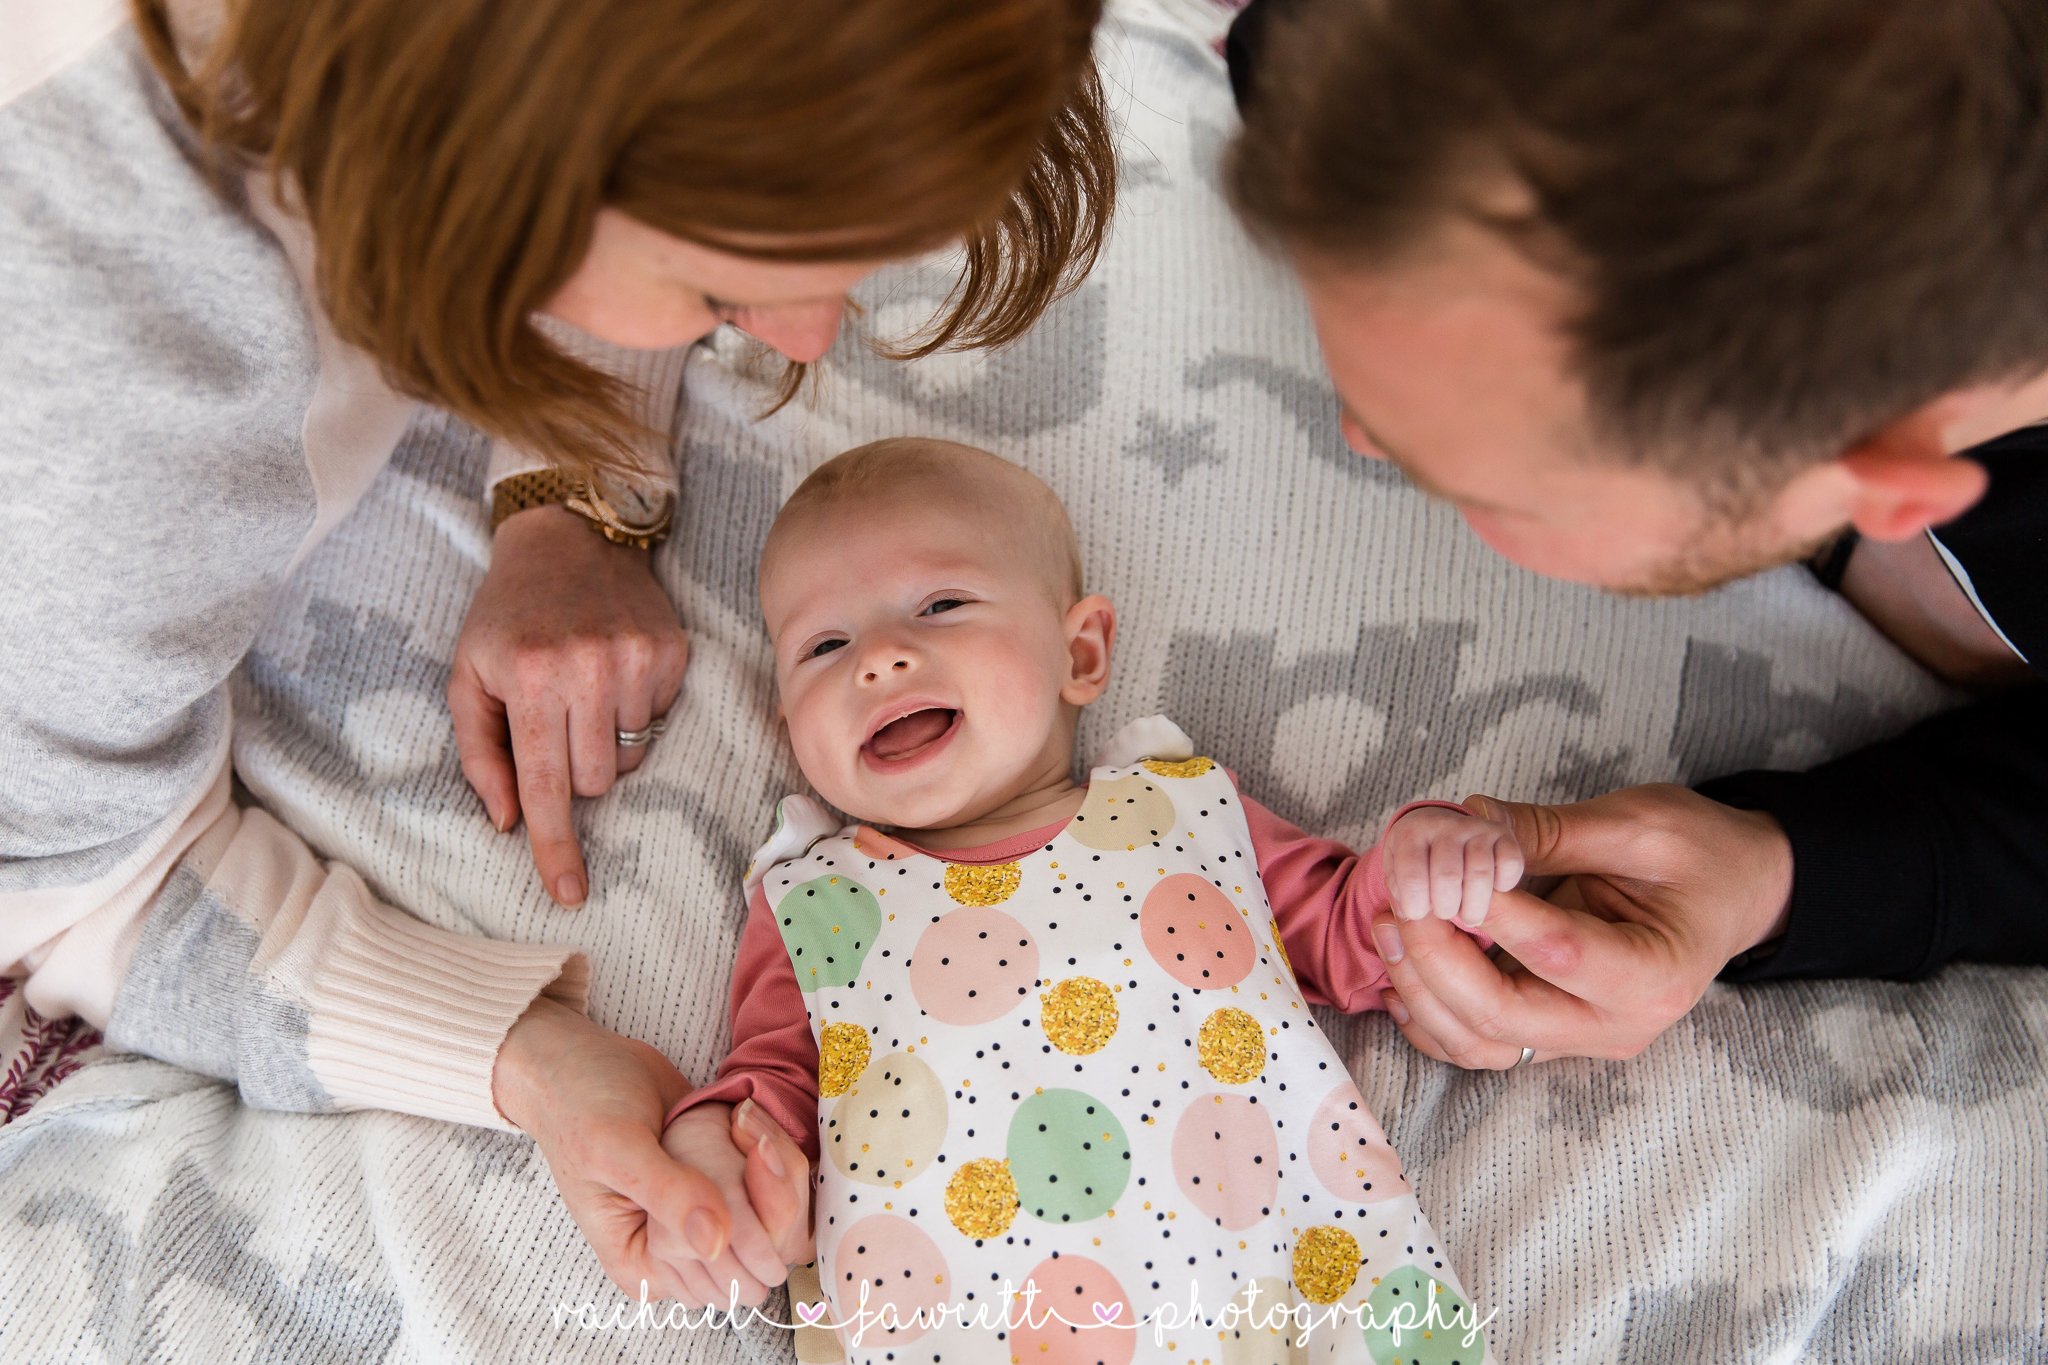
[805,638,847,659]
[921,598,967,616]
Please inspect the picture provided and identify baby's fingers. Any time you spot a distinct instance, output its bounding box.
[1428,837,1473,920]
[1459,839,1497,927]
[1492,834,1526,893]
[1384,832,1430,921]
[735,1101,814,1268]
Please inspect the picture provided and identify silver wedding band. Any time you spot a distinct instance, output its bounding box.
[616,716,668,748]
[1506,1045,1536,1070]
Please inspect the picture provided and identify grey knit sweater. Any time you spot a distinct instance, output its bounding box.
[0,1,689,1129]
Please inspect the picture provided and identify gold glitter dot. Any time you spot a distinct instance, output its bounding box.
[943,861,1022,906]
[944,1159,1019,1239]
[817,1023,871,1097]
[1142,756,1216,779]
[1197,1007,1266,1084]
[1039,977,1119,1055]
[1293,1225,1362,1304]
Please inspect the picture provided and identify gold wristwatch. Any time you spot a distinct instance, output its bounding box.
[490,468,674,550]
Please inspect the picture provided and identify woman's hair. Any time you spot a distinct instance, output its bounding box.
[135,0,1116,477]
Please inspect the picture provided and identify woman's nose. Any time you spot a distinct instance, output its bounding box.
[736,298,847,364]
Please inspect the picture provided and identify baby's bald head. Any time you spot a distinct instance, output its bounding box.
[761,438,1084,612]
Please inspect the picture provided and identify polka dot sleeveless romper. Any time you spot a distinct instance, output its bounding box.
[753,721,1493,1365]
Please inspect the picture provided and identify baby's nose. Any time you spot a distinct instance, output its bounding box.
[862,659,911,683]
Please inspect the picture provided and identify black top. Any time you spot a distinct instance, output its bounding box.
[1706,429,2048,980]
[1229,0,2047,979]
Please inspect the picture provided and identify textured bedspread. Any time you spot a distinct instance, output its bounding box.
[3,8,2044,1362]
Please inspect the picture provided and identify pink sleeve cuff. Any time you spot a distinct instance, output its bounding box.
[666,1072,817,1162]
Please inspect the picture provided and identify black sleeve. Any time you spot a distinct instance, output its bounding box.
[1702,684,2048,980]
[1704,427,2048,982]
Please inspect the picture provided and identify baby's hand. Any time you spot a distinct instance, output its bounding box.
[651,1100,812,1309]
[1382,804,1525,928]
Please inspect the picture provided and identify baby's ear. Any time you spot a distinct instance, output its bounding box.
[1060,594,1116,706]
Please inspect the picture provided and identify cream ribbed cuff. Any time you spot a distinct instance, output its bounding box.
[303,898,590,1130]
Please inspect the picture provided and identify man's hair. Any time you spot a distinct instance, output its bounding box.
[1228,0,2048,485]
[768,438,1085,603]
[137,0,1114,480]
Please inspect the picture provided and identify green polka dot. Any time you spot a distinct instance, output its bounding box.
[774,875,881,989]
[1006,1089,1130,1224]
[1362,1267,1484,1365]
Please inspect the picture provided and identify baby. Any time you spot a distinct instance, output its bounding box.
[664,438,1507,1362]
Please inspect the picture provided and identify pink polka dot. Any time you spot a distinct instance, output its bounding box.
[909,907,1039,1025]
[1171,1093,1279,1229]
[1141,873,1255,990]
[1012,1254,1136,1365]
[830,1214,949,1344]
[1308,1083,1409,1204]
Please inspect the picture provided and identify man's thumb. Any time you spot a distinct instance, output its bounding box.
[1463,792,1632,878]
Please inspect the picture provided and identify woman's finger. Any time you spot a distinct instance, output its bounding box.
[674,1260,721,1310]
[615,697,653,776]
[566,673,622,799]
[652,633,689,717]
[447,664,520,832]
[508,698,588,906]
[605,1127,732,1258]
[620,633,688,777]
[699,1252,769,1310]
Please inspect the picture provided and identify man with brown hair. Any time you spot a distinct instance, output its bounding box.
[1224,0,2048,1069]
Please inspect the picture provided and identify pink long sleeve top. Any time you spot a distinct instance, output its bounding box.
[670,776,1468,1159]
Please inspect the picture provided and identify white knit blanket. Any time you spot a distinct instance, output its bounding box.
[3,9,2044,1361]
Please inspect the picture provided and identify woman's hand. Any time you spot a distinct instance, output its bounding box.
[449,505,689,906]
[1368,786,1793,1068]
[647,1101,814,1308]
[493,1000,807,1302]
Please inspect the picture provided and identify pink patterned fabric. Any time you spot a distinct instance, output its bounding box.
[0,975,101,1124]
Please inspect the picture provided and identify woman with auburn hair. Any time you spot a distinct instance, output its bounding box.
[0,0,1112,1304]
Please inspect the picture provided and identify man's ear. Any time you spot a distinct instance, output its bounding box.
[1837,404,1990,541]
[1059,594,1116,706]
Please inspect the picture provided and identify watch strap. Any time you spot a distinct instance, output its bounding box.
[490,469,672,549]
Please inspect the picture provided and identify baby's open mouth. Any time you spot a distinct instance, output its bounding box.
[864,707,959,763]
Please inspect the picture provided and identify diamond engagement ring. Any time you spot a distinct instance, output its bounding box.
[616,717,668,748]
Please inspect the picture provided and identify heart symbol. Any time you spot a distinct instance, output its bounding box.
[797,1301,827,1325]
[1092,1301,1124,1325]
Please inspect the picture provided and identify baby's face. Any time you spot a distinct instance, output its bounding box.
[761,487,1083,831]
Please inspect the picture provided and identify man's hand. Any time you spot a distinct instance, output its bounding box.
[1367,785,1793,1068]
[492,1000,807,1302]
[648,1102,814,1308]
[449,505,689,907]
